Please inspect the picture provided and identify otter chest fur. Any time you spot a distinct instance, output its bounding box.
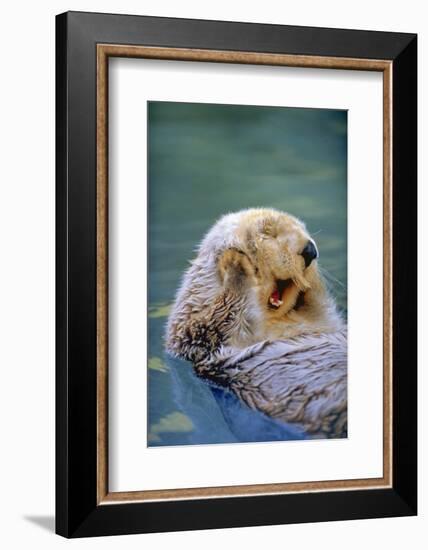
[166,208,347,438]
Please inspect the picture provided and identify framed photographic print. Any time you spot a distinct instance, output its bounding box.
[56,11,417,538]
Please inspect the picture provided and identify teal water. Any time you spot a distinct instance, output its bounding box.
[147,101,347,446]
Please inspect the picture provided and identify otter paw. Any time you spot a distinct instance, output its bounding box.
[218,248,256,290]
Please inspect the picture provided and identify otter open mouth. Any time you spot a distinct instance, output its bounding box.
[268,279,305,311]
[268,279,294,308]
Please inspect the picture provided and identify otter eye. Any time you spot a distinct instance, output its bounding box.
[260,227,277,238]
[259,218,277,238]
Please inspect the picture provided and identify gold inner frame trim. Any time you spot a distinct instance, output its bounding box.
[96,44,393,505]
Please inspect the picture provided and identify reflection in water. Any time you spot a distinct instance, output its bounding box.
[148,102,347,446]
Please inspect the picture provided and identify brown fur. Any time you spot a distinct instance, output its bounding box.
[165,209,347,437]
[166,209,343,362]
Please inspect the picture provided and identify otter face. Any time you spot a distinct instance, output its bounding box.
[232,209,320,319]
[167,207,342,361]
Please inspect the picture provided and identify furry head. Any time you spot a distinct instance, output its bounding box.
[166,208,344,364]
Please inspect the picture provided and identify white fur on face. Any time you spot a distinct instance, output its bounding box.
[197,211,242,257]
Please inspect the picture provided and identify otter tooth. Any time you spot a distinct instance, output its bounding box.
[269,297,283,308]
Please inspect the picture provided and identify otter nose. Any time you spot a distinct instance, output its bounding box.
[301,240,318,268]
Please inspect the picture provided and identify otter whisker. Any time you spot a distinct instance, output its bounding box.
[292,274,311,292]
[320,266,346,289]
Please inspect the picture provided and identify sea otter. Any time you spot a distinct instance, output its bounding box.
[166,208,347,438]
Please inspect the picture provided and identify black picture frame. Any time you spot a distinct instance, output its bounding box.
[56,10,417,538]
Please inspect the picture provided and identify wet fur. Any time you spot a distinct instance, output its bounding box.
[166,208,347,437]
